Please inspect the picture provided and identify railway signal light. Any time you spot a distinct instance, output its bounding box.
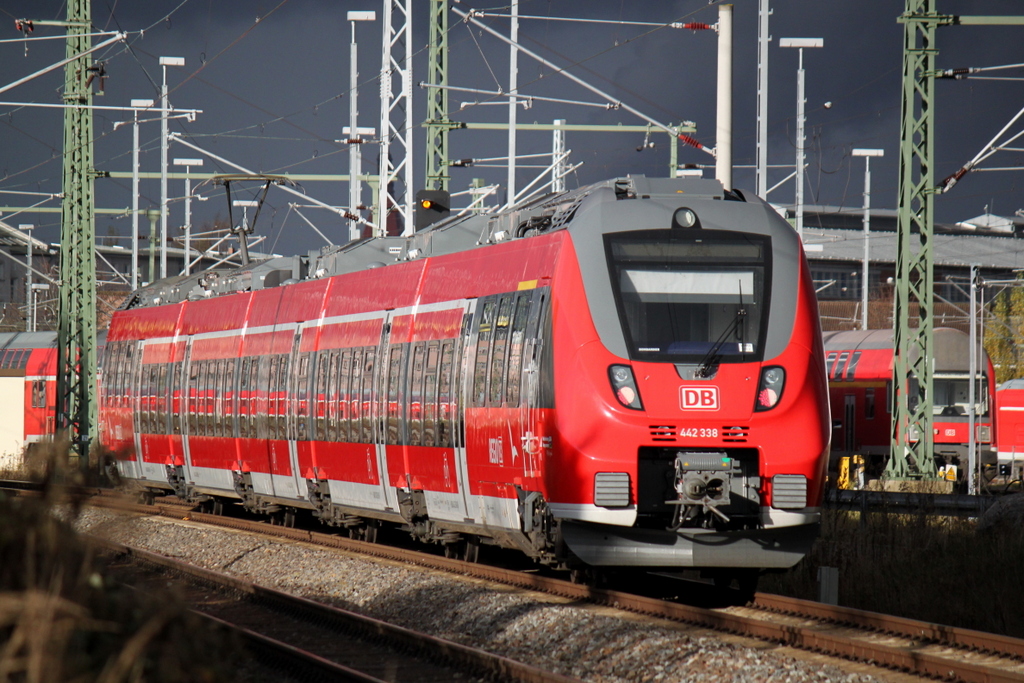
[415,189,450,230]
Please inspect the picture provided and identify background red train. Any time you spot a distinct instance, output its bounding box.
[823,327,996,487]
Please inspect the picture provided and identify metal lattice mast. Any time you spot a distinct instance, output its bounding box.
[57,0,98,461]
[377,0,414,237]
[425,0,453,192]
[891,4,1024,480]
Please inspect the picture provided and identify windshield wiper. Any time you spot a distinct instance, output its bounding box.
[695,283,746,379]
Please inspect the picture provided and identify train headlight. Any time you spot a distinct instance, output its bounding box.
[672,207,700,229]
[755,366,785,411]
[609,364,644,410]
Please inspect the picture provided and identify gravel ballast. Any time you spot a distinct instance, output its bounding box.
[75,507,886,683]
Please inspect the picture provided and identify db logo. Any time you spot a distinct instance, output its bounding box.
[681,386,720,411]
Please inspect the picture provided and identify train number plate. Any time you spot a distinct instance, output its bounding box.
[679,427,719,438]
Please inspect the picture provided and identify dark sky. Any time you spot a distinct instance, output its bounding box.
[1,0,1023,255]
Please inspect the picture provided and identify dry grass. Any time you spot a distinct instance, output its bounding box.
[762,505,1024,637]
[0,440,238,682]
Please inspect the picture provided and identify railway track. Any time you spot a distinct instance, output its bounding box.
[94,536,580,683]
[9,482,1024,682]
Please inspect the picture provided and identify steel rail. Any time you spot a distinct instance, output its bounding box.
[89,534,581,683]
[83,493,1024,683]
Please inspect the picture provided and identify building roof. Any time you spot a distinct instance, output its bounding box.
[801,227,1024,271]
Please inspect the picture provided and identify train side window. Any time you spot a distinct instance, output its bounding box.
[361,348,375,443]
[423,342,439,448]
[225,358,237,438]
[218,359,228,437]
[865,388,876,420]
[825,351,837,377]
[254,356,268,440]
[833,352,849,381]
[437,341,454,448]
[409,344,426,447]
[158,364,169,435]
[334,351,346,442]
[385,346,404,445]
[32,380,46,409]
[204,360,215,437]
[239,358,251,439]
[505,293,531,407]
[313,352,327,442]
[208,360,219,437]
[268,356,281,440]
[346,349,360,443]
[187,360,199,436]
[116,344,125,403]
[146,365,158,434]
[296,353,310,441]
[473,300,496,407]
[489,296,513,405]
[845,352,861,381]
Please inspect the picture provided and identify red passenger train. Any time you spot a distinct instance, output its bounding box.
[100,176,830,581]
[995,379,1024,482]
[823,328,995,483]
[0,333,59,467]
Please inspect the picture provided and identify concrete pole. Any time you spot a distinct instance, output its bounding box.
[862,155,871,330]
[715,4,733,190]
[795,47,806,239]
[23,225,33,332]
[183,171,193,275]
[968,264,978,493]
[755,0,770,198]
[160,65,168,280]
[348,13,372,244]
[132,106,140,289]
[147,209,160,285]
[853,148,883,329]
[507,0,519,206]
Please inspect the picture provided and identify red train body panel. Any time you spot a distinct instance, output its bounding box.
[99,176,830,575]
[996,380,1024,479]
[0,334,59,466]
[822,327,995,480]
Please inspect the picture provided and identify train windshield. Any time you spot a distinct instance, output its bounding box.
[605,229,770,363]
[933,375,989,417]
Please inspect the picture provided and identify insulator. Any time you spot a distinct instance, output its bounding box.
[677,133,705,150]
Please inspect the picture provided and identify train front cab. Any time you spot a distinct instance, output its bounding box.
[545,180,830,572]
[996,379,1024,484]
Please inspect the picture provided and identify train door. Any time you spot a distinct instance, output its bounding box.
[122,340,144,481]
[373,315,400,512]
[520,289,551,483]
[844,395,856,453]
[268,330,301,500]
[177,340,195,486]
[286,328,311,497]
[443,305,474,520]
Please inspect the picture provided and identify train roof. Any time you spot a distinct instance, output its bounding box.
[0,331,58,350]
[122,175,764,310]
[822,327,989,373]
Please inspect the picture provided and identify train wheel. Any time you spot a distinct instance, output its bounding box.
[569,567,598,585]
[463,537,480,563]
[443,541,462,559]
[364,521,379,544]
[714,570,759,603]
[282,509,296,528]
